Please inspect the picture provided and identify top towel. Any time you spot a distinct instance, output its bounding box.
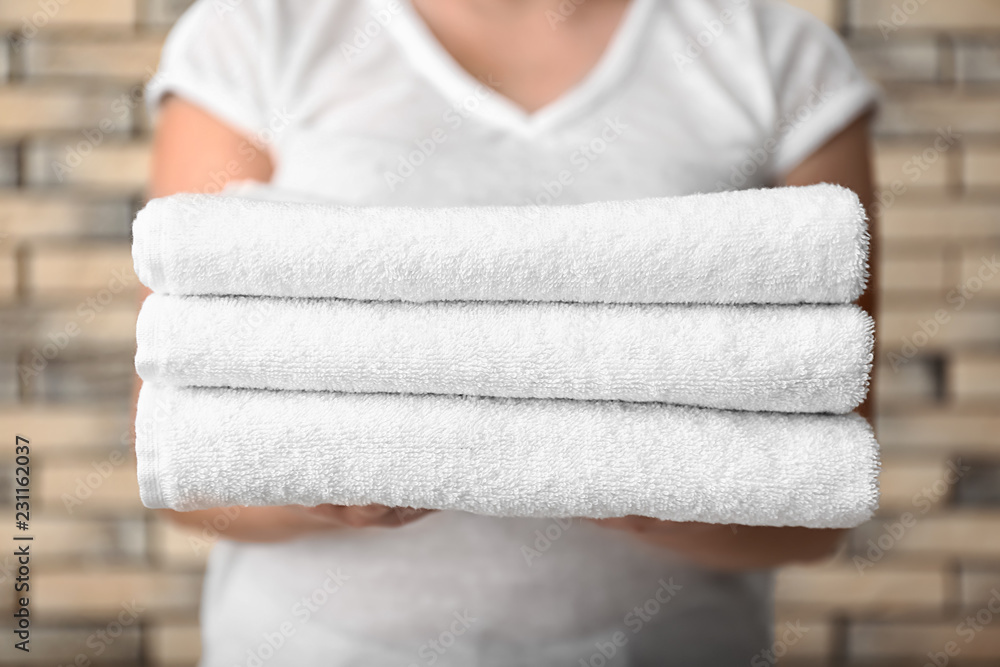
[132,183,869,304]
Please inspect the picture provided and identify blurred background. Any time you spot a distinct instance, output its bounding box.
[0,0,998,664]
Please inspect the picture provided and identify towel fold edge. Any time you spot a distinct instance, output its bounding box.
[135,382,168,510]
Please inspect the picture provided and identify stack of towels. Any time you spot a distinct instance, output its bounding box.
[133,183,879,529]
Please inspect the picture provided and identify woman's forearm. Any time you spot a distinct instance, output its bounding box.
[593,519,846,571]
[157,506,340,543]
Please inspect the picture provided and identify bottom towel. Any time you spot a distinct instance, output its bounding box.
[135,384,880,528]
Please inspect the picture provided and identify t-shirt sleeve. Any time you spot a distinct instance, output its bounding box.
[758,1,880,177]
[145,0,274,140]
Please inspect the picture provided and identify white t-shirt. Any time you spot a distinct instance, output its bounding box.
[147,1,878,665]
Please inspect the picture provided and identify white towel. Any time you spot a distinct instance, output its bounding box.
[136,294,873,413]
[132,183,868,304]
[135,383,879,528]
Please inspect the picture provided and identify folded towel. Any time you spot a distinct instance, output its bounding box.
[136,294,873,413]
[135,383,880,528]
[132,183,868,304]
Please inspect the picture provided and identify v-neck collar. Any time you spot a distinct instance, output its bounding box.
[370,0,656,136]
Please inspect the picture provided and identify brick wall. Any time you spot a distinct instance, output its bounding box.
[0,0,997,664]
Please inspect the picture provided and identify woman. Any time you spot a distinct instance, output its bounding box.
[138,0,878,663]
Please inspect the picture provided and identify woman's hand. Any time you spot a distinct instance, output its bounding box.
[299,504,436,529]
[590,517,846,571]
[154,504,436,544]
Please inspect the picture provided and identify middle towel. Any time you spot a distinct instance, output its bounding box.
[137,294,873,413]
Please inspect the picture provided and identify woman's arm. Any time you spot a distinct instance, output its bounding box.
[785,112,878,424]
[592,113,877,571]
[137,96,433,541]
[147,94,275,200]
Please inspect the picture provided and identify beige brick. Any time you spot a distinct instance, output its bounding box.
[0,85,132,138]
[960,569,1000,609]
[2,306,138,395]
[34,569,201,619]
[772,616,834,661]
[950,352,1000,403]
[956,38,1000,82]
[3,308,30,350]
[878,410,1000,456]
[0,144,16,186]
[880,252,947,293]
[875,140,951,191]
[151,520,214,568]
[28,302,138,347]
[25,241,136,297]
[870,513,1000,559]
[0,405,130,450]
[0,625,140,664]
[0,298,138,354]
[0,562,11,607]
[849,37,940,82]
[0,0,136,28]
[0,35,9,82]
[850,623,1000,661]
[876,88,1000,136]
[24,139,151,191]
[38,458,143,515]
[147,623,202,666]
[850,0,1000,31]
[0,360,17,400]
[0,190,132,240]
[26,517,145,560]
[965,144,1000,189]
[26,349,136,401]
[877,458,950,513]
[880,202,1000,242]
[141,0,197,26]
[783,0,840,26]
[0,251,15,301]
[23,34,164,80]
[134,88,155,134]
[880,307,1000,351]
[874,356,939,406]
[776,564,945,616]
[958,248,1000,295]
